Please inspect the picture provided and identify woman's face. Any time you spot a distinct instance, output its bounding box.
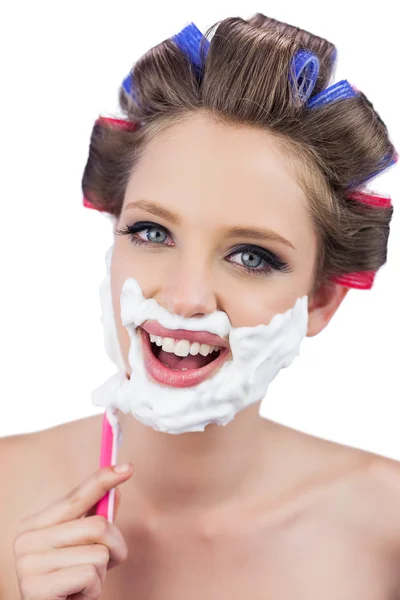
[111,112,319,373]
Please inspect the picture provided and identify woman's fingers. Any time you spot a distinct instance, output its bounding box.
[15,515,128,564]
[17,543,110,585]
[14,465,133,599]
[19,564,102,600]
[16,465,133,534]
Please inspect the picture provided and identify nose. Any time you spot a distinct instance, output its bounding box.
[155,255,218,319]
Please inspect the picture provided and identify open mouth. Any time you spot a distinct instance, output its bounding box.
[138,328,231,388]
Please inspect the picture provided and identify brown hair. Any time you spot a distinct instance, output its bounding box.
[82,14,396,293]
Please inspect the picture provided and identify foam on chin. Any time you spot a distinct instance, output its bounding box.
[92,245,309,434]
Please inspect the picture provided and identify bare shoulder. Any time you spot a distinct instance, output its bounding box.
[327,450,400,573]
[322,442,400,538]
[354,453,400,590]
[357,453,400,538]
[288,428,400,554]
[0,414,103,598]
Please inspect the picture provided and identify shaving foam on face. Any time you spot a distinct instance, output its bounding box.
[92,245,309,434]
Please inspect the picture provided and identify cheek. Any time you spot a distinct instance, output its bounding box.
[225,277,309,328]
[113,237,161,290]
[110,241,160,371]
[110,283,131,371]
[110,247,135,371]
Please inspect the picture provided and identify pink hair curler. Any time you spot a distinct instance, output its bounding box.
[346,190,392,208]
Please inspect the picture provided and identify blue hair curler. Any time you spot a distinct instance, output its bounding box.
[351,153,397,187]
[121,22,210,102]
[172,22,210,74]
[306,79,358,108]
[291,49,320,103]
[122,72,137,102]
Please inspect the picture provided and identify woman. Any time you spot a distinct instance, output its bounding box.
[2,13,399,600]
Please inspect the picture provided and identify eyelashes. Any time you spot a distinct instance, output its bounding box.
[114,221,293,277]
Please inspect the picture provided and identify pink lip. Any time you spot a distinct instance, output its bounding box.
[139,328,231,388]
[141,320,229,349]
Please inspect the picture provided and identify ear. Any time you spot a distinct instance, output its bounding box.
[306,280,350,337]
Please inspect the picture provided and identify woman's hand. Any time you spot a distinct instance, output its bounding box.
[13,464,133,599]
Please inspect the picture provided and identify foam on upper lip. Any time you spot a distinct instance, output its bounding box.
[141,320,230,349]
[120,278,232,340]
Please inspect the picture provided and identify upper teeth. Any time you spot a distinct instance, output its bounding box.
[149,334,220,358]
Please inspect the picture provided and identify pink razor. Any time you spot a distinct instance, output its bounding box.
[95,409,122,523]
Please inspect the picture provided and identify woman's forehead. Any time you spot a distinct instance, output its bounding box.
[124,113,310,236]
[134,112,302,187]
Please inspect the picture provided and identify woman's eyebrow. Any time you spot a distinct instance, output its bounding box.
[124,199,180,224]
[124,200,295,250]
[226,226,295,250]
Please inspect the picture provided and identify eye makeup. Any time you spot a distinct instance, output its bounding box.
[115,221,294,277]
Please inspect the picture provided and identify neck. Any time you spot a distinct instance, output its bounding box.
[115,403,293,515]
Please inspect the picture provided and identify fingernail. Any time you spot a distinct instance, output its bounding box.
[114,463,131,474]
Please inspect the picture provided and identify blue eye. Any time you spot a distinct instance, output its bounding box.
[240,250,262,269]
[139,227,167,243]
[114,221,173,247]
[227,245,292,277]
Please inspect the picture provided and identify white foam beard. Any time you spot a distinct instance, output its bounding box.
[92,245,309,434]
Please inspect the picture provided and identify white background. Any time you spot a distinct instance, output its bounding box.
[1,1,398,457]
